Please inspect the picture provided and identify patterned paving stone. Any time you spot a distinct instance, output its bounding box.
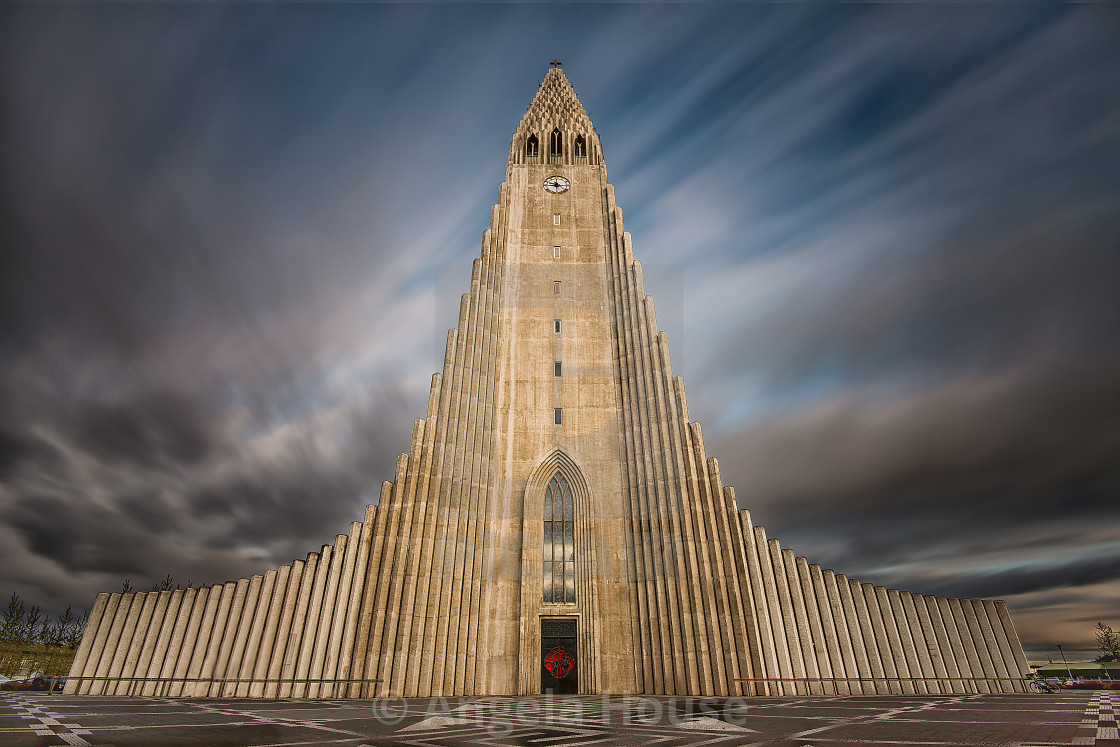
[1,691,1116,746]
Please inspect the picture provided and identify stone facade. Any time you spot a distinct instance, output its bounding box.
[66,67,1030,698]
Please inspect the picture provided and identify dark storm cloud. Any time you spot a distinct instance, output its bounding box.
[71,391,223,467]
[889,553,1120,601]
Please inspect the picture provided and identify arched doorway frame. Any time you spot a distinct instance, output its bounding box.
[517,449,601,694]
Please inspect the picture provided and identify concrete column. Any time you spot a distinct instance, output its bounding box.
[184,585,223,698]
[340,507,376,698]
[754,527,795,695]
[819,569,857,696]
[458,261,505,697]
[795,558,833,694]
[612,257,665,695]
[92,593,135,696]
[323,524,362,697]
[781,548,818,693]
[981,600,1023,691]
[646,360,701,696]
[426,293,480,697]
[768,541,807,694]
[265,560,304,699]
[141,590,184,696]
[971,599,1013,692]
[155,588,198,697]
[251,566,291,698]
[886,589,925,694]
[947,597,989,693]
[66,593,111,694]
[107,592,148,696]
[441,266,488,697]
[295,544,334,698]
[219,575,261,697]
[237,569,278,698]
[846,581,885,694]
[128,591,170,697]
[402,399,452,697]
[407,342,461,698]
[606,225,656,697]
[958,597,1000,693]
[659,365,714,696]
[675,419,718,695]
[862,584,901,694]
[195,582,236,697]
[994,601,1031,689]
[935,596,977,693]
[836,576,875,694]
[368,470,412,696]
[382,427,428,696]
[704,459,752,695]
[168,588,209,697]
[740,514,781,696]
[281,553,319,698]
[911,594,951,694]
[309,537,347,698]
[920,595,961,693]
[207,579,248,697]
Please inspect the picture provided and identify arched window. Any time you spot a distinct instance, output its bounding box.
[543,473,575,603]
[549,128,563,157]
[526,134,539,158]
[574,135,586,159]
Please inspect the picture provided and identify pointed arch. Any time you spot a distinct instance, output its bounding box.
[574,134,587,159]
[526,133,539,159]
[517,449,600,695]
[549,127,563,158]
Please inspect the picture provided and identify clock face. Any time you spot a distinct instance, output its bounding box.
[543,175,571,194]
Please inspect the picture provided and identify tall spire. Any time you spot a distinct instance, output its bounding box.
[509,67,602,165]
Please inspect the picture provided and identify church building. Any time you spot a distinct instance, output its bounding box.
[66,66,1029,699]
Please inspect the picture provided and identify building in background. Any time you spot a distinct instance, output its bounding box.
[66,66,1030,698]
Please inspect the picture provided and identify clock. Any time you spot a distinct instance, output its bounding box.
[543,175,571,194]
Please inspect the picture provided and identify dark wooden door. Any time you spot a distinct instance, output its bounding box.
[540,618,578,694]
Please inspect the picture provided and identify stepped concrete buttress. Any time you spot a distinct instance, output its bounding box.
[66,66,1029,698]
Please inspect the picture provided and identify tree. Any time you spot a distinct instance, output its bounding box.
[0,592,24,643]
[1096,622,1120,661]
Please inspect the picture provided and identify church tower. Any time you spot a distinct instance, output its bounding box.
[66,66,1030,699]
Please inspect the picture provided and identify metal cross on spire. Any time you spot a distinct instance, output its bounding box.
[549,59,562,67]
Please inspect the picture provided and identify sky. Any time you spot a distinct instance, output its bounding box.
[1,3,1118,659]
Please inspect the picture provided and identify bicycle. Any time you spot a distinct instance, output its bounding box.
[1028,675,1062,694]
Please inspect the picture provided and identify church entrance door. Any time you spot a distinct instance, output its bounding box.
[540,618,577,694]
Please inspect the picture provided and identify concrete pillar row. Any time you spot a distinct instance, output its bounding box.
[168,588,209,697]
[250,565,291,698]
[817,568,855,696]
[279,554,318,699]
[107,592,148,696]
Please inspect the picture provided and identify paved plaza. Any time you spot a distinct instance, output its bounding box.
[1,691,1117,746]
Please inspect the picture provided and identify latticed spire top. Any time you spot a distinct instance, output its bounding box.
[510,67,603,166]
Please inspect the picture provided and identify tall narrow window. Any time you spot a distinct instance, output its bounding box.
[553,245,561,259]
[543,474,575,603]
[554,361,562,377]
[549,127,563,157]
[553,281,561,295]
[574,134,587,158]
[553,213,561,225]
[526,134,539,157]
[554,319,561,333]
[554,407,562,425]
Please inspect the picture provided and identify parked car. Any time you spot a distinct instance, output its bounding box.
[0,677,65,692]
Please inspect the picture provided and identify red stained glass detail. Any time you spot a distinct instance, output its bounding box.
[544,646,575,679]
